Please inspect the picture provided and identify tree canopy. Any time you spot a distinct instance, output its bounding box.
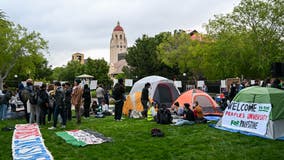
[0,11,48,89]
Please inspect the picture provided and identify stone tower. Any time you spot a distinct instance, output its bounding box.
[109,21,128,77]
[110,21,127,65]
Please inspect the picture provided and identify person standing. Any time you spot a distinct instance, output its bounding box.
[0,85,12,120]
[82,84,91,118]
[71,79,83,124]
[113,78,125,121]
[49,82,66,129]
[64,82,72,121]
[96,84,105,106]
[29,83,40,124]
[141,82,151,118]
[38,84,49,125]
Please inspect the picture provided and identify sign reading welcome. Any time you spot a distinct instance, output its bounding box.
[221,101,271,135]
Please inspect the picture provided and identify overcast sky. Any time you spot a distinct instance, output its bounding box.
[1,0,241,67]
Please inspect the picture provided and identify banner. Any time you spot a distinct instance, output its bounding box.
[12,124,53,160]
[221,102,271,135]
[197,81,204,88]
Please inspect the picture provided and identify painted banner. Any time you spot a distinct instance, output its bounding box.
[221,101,272,135]
[56,129,112,147]
[12,124,53,160]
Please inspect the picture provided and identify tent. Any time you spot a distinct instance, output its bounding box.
[123,75,180,115]
[215,86,284,139]
[173,89,222,116]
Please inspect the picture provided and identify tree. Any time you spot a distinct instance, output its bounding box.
[0,11,48,89]
[125,32,179,79]
[205,0,284,78]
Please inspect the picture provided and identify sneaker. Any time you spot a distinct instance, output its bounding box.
[48,126,56,130]
[61,125,66,128]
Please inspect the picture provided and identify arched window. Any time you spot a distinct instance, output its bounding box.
[120,35,122,39]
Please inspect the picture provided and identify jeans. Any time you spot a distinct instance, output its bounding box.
[53,105,66,127]
[29,103,40,124]
[0,104,8,120]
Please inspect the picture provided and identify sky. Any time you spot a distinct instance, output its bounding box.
[1,0,241,68]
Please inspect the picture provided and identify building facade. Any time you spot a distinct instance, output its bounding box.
[72,52,85,64]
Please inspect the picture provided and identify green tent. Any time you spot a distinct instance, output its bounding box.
[233,86,284,121]
[217,86,284,139]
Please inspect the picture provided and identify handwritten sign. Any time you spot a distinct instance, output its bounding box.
[221,101,271,135]
[125,79,133,87]
[174,81,182,88]
[90,80,97,90]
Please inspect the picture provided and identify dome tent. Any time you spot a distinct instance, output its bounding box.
[173,89,222,116]
[123,75,180,116]
[215,86,284,140]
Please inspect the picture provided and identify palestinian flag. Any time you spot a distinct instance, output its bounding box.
[56,129,112,147]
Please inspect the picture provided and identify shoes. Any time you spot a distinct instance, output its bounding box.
[61,125,66,128]
[115,119,122,121]
[48,126,56,130]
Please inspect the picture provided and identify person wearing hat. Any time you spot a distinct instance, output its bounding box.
[71,79,83,124]
[113,78,125,121]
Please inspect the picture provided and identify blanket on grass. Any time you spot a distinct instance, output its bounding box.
[12,124,53,160]
[56,129,112,147]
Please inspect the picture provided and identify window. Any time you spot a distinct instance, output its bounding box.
[117,45,119,48]
[120,35,122,39]
[115,35,118,39]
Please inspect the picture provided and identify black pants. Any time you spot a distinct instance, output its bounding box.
[141,100,149,117]
[83,101,91,117]
[40,106,47,125]
[65,102,72,120]
[47,105,54,122]
[23,102,30,123]
[114,100,124,120]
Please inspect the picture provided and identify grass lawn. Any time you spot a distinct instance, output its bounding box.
[1,116,283,160]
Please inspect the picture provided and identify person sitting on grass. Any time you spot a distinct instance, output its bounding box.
[173,103,195,126]
[193,101,207,124]
[147,102,158,121]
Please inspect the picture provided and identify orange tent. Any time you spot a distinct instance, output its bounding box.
[174,89,222,116]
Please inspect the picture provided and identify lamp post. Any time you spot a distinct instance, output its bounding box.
[183,73,187,92]
[14,74,18,88]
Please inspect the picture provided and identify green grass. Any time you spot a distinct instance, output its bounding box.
[1,116,283,160]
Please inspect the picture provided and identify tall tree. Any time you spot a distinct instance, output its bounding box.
[0,11,48,89]
[125,32,179,79]
[206,0,284,78]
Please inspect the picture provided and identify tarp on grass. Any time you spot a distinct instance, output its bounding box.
[56,129,112,147]
[12,124,53,160]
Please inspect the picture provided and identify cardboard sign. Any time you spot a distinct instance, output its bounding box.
[174,81,182,88]
[125,79,133,87]
[90,80,97,90]
[221,102,271,135]
[197,81,204,87]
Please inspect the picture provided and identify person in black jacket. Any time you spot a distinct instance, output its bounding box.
[82,84,91,118]
[48,82,66,130]
[64,82,72,121]
[113,78,125,121]
[38,83,49,125]
[141,82,151,118]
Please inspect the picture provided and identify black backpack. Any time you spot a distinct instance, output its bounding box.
[157,108,172,124]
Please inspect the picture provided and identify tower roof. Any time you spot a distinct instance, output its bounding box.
[113,21,124,31]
